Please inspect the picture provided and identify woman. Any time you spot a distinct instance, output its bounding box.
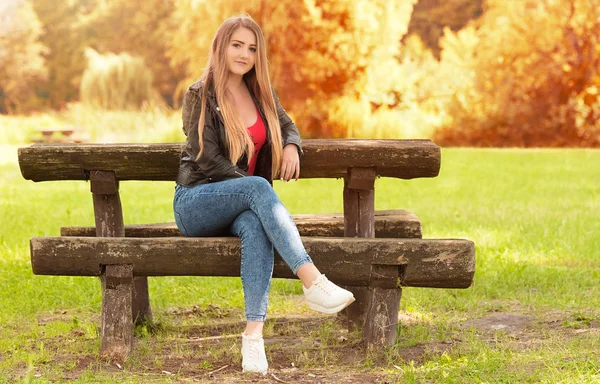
[173,15,355,374]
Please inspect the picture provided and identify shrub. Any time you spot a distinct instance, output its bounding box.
[80,48,158,110]
[433,0,600,146]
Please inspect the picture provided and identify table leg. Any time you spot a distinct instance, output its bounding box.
[91,171,137,359]
[132,277,152,324]
[362,265,402,347]
[100,264,134,361]
[342,168,376,333]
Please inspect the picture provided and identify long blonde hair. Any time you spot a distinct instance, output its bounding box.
[197,15,283,179]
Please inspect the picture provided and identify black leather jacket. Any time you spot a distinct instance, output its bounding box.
[176,80,303,186]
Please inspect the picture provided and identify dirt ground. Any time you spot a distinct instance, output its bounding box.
[21,308,600,383]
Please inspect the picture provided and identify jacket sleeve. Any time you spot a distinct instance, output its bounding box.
[182,86,201,137]
[182,86,248,182]
[273,89,303,155]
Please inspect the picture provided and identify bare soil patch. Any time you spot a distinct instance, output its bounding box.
[461,313,534,333]
[14,308,599,382]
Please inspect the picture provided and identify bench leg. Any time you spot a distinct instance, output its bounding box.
[342,284,402,347]
[362,265,402,347]
[132,277,152,324]
[100,264,134,361]
[341,285,369,331]
[363,286,402,347]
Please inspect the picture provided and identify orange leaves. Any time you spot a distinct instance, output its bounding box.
[0,0,48,113]
[582,86,599,108]
[4,0,597,146]
[433,0,600,147]
[168,0,417,138]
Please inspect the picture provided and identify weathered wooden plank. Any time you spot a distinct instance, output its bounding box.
[30,237,475,288]
[17,139,441,182]
[60,210,423,239]
[390,239,476,288]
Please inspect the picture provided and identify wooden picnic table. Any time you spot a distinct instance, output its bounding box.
[18,139,475,360]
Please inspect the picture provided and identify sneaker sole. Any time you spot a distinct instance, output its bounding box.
[307,296,356,314]
[242,367,268,375]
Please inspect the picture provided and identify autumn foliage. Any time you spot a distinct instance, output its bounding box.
[1,0,599,146]
[80,49,156,110]
[0,0,47,113]
[433,0,600,146]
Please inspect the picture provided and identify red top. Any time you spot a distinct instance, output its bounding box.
[247,109,266,175]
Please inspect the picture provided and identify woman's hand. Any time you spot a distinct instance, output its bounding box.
[280,144,300,181]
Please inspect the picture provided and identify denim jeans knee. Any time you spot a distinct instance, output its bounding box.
[172,178,313,319]
[173,178,311,272]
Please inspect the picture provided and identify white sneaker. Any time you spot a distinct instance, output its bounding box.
[241,333,268,375]
[303,274,356,314]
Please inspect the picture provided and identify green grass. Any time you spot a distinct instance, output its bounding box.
[1,146,599,382]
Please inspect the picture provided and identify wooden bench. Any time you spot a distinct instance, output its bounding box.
[18,139,475,360]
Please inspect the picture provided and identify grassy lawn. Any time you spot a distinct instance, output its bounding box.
[0,146,599,383]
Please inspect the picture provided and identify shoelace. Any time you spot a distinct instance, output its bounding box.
[314,275,337,295]
[246,338,262,361]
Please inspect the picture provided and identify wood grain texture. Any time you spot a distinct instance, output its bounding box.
[361,265,401,346]
[30,236,475,288]
[363,286,402,347]
[343,169,376,238]
[100,264,133,361]
[91,171,151,325]
[18,139,441,182]
[343,167,377,332]
[60,210,423,239]
[132,277,151,324]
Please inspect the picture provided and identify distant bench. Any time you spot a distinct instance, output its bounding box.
[18,139,475,360]
[31,127,85,144]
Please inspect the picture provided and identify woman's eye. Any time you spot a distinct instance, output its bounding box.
[250,47,257,53]
[232,43,240,48]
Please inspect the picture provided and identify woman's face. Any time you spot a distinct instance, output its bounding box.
[226,27,257,77]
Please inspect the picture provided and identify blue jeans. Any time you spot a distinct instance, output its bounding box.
[173,176,313,322]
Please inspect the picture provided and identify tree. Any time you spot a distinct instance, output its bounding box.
[0,0,47,113]
[405,0,484,57]
[169,0,417,137]
[86,0,182,106]
[80,48,156,110]
[30,0,96,109]
[433,0,600,146]
[31,0,181,108]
